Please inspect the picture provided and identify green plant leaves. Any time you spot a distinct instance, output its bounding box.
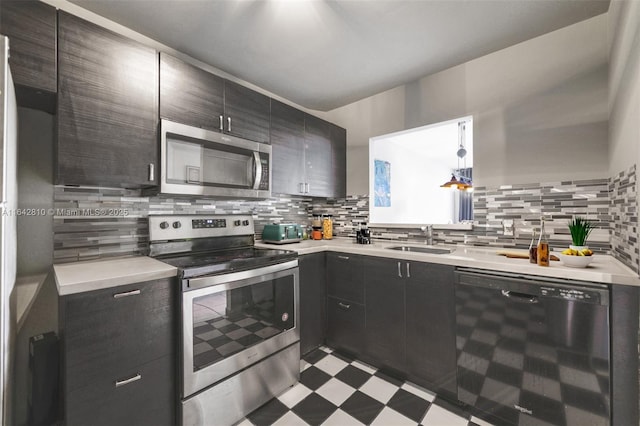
[568,216,594,246]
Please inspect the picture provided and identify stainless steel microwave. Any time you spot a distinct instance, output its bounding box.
[160,119,271,198]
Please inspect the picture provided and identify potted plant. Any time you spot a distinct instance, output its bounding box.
[568,216,594,251]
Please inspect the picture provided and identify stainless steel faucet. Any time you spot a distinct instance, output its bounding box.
[420,225,434,245]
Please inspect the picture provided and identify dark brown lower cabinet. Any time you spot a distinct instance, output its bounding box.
[64,355,174,426]
[326,296,365,357]
[363,257,406,372]
[59,278,176,426]
[405,263,457,396]
[325,253,457,396]
[299,253,326,355]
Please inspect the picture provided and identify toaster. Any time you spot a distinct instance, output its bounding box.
[262,223,303,244]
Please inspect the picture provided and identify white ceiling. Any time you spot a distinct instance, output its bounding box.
[67,0,610,111]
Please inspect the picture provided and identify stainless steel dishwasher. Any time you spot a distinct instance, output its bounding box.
[454,268,610,426]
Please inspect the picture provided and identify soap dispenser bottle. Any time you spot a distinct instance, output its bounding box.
[528,229,537,264]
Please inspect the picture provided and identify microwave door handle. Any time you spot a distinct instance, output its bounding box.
[252,151,262,190]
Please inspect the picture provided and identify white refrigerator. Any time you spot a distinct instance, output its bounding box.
[0,35,18,425]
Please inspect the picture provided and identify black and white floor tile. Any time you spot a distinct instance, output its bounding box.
[238,347,494,426]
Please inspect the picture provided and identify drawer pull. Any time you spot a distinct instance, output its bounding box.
[338,302,351,310]
[113,289,141,299]
[337,255,349,260]
[115,373,141,388]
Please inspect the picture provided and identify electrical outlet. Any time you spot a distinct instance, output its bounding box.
[503,220,514,236]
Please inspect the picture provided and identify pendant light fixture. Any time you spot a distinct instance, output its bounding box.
[441,121,473,191]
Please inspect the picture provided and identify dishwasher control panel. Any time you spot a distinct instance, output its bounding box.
[539,286,602,304]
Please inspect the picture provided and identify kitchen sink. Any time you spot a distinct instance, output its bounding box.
[386,245,454,254]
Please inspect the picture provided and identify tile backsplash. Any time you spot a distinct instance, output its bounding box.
[53,167,638,273]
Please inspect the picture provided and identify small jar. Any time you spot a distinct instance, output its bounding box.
[312,214,322,228]
[322,215,333,240]
[312,228,323,240]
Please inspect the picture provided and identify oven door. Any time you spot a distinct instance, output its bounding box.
[182,260,299,398]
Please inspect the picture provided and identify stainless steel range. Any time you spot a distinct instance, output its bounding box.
[149,214,300,426]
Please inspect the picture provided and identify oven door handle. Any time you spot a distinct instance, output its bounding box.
[185,259,299,291]
[252,151,262,190]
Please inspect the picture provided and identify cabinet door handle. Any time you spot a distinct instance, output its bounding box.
[338,302,351,310]
[227,116,232,132]
[113,289,141,299]
[406,262,411,278]
[115,373,141,388]
[299,183,305,193]
[219,115,224,131]
[397,261,403,278]
[148,163,154,182]
[337,255,349,260]
[305,183,310,193]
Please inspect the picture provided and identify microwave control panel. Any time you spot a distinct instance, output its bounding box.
[258,157,269,191]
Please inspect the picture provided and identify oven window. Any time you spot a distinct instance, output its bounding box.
[191,276,295,371]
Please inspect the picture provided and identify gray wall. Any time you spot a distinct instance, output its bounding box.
[325,14,609,194]
[609,0,640,176]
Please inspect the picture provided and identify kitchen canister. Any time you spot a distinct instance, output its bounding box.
[322,215,333,240]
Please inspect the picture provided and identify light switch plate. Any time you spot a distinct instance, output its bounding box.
[503,220,514,236]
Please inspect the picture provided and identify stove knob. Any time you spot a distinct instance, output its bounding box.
[159,221,169,229]
[234,220,241,226]
[172,221,181,229]
[242,220,250,226]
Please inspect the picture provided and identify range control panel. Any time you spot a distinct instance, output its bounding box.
[149,214,254,242]
[192,218,227,229]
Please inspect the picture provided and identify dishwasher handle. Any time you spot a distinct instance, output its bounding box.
[455,268,609,306]
[501,290,538,303]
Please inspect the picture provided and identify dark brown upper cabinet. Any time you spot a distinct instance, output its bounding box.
[159,53,270,143]
[270,99,306,196]
[160,52,224,131]
[270,103,346,198]
[304,114,334,198]
[57,11,158,188]
[223,79,270,143]
[330,123,347,198]
[0,0,57,112]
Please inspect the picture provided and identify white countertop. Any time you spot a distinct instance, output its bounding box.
[54,256,178,296]
[256,238,640,287]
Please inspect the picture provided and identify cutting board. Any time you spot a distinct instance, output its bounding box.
[496,249,559,261]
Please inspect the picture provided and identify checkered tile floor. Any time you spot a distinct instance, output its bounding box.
[238,347,494,426]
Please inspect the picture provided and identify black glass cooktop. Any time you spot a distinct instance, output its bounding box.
[158,247,297,279]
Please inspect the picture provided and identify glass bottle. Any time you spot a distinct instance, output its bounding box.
[322,215,333,240]
[528,229,537,264]
[537,217,549,267]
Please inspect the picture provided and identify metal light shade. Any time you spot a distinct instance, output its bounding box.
[457,145,467,158]
[441,174,463,189]
[441,174,473,191]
